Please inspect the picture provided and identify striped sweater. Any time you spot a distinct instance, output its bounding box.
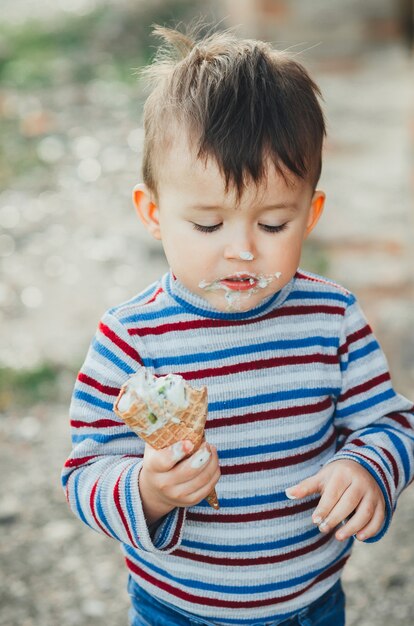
[62,269,414,624]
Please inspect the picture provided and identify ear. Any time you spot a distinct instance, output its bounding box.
[305,190,325,238]
[132,183,161,240]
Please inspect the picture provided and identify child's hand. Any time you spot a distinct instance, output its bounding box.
[139,440,221,526]
[286,459,385,542]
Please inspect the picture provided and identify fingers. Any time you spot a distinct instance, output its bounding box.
[285,474,322,500]
[312,478,354,527]
[144,440,195,472]
[335,499,385,542]
[169,445,221,506]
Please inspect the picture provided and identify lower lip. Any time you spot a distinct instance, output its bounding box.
[220,278,258,291]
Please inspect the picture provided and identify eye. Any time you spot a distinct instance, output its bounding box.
[192,223,222,233]
[259,222,288,233]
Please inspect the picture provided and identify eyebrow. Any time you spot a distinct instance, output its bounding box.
[190,202,298,211]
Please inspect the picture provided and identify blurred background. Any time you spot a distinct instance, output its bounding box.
[0,0,413,624]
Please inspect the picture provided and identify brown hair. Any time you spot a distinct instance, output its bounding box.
[141,26,326,200]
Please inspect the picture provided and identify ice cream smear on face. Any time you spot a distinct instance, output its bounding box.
[239,251,254,261]
[116,368,189,434]
[199,271,282,310]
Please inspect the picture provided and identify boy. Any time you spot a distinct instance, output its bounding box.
[62,26,414,626]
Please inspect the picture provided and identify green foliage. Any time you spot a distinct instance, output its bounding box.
[301,241,330,276]
[0,0,202,90]
[0,362,74,410]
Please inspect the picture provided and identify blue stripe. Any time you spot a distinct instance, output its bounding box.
[121,305,184,323]
[336,388,396,418]
[210,387,339,412]
[125,463,141,547]
[384,429,411,483]
[359,444,392,475]
[92,338,134,374]
[95,482,122,543]
[195,492,286,508]
[348,340,380,364]
[181,527,320,553]
[287,289,349,304]
[74,472,92,529]
[384,423,414,443]
[220,421,332,459]
[124,542,351,593]
[71,431,136,444]
[157,511,176,547]
[194,489,316,509]
[340,341,380,372]
[73,390,114,412]
[151,336,338,368]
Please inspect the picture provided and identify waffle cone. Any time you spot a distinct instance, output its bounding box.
[114,378,219,510]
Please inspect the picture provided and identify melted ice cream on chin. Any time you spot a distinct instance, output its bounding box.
[198,271,282,311]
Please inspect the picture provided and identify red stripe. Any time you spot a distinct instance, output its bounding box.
[71,418,122,429]
[180,354,338,381]
[339,324,371,355]
[206,398,333,430]
[187,497,318,524]
[129,305,344,337]
[99,321,142,364]
[125,554,349,608]
[114,467,138,548]
[90,480,112,537]
[77,372,120,396]
[219,430,336,476]
[172,532,332,566]
[164,507,185,551]
[64,455,96,468]
[338,372,390,402]
[381,447,399,488]
[295,271,351,296]
[145,286,164,304]
[345,449,392,503]
[388,412,413,430]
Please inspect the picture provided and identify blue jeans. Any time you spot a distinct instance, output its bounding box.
[128,577,345,626]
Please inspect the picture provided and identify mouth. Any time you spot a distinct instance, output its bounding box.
[219,273,258,291]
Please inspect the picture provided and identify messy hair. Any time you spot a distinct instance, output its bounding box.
[141,25,326,200]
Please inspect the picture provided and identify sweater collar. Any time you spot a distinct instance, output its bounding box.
[163,270,295,320]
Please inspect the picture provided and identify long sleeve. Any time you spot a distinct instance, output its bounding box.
[61,310,187,553]
[327,294,414,542]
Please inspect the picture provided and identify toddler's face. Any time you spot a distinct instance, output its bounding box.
[135,135,324,312]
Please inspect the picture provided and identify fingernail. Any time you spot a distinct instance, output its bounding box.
[285,488,297,500]
[190,447,211,469]
[312,513,322,525]
[318,520,329,532]
[171,442,186,462]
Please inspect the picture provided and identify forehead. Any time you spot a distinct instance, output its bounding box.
[156,129,307,208]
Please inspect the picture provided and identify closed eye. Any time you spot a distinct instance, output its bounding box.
[192,223,222,233]
[259,223,288,233]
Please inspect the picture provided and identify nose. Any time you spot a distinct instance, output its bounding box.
[223,228,256,261]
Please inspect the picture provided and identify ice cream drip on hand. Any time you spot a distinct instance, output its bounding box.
[198,271,283,311]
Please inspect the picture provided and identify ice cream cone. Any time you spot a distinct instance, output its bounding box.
[114,371,219,510]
